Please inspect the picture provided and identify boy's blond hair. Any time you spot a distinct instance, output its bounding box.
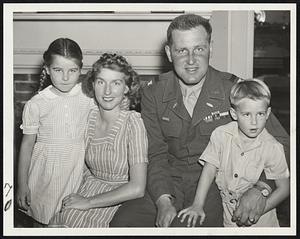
[230,78,271,108]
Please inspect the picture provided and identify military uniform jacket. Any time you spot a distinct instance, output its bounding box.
[141,66,290,203]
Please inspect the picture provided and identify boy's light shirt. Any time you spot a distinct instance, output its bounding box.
[198,121,289,226]
[199,121,289,198]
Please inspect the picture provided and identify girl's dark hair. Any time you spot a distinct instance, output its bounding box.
[38,38,83,91]
[82,53,141,111]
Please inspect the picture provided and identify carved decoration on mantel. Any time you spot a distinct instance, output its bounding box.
[14,48,164,56]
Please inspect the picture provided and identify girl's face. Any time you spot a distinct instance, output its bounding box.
[93,68,129,111]
[46,55,81,94]
[230,98,271,142]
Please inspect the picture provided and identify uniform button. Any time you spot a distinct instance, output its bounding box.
[234,173,238,178]
[241,152,244,156]
[65,113,68,117]
[64,105,68,108]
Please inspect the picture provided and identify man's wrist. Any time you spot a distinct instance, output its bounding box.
[156,194,173,207]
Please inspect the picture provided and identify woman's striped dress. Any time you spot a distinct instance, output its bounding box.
[20,84,95,224]
[50,109,148,227]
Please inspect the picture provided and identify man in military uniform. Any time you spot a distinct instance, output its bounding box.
[110,14,289,227]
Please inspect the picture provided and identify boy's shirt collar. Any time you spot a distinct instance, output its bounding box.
[225,121,270,152]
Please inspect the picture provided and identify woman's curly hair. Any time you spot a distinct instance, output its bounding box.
[82,53,141,111]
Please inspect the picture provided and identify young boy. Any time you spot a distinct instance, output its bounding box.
[177,78,290,227]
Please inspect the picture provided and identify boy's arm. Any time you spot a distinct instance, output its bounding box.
[263,177,290,214]
[192,162,217,207]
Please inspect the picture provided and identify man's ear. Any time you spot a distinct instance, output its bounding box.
[165,44,172,63]
[230,107,237,120]
[266,106,271,119]
[209,40,213,59]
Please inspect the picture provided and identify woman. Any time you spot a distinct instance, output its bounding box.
[49,53,148,227]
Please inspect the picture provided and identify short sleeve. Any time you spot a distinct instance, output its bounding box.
[127,111,148,166]
[264,142,290,180]
[198,128,222,169]
[20,99,40,134]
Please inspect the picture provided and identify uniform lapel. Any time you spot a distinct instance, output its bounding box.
[162,73,190,121]
[192,66,226,126]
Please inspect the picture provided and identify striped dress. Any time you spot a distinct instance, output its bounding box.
[49,109,148,227]
[20,84,95,224]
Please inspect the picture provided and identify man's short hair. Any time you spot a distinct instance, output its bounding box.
[230,78,271,108]
[167,14,212,45]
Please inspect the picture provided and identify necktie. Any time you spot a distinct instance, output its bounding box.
[184,91,197,117]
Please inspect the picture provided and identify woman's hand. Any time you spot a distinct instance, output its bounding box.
[61,193,90,211]
[16,184,31,211]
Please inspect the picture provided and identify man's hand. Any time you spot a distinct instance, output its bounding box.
[155,196,177,227]
[232,187,266,226]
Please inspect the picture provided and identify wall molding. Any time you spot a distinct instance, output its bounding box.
[13,11,212,21]
[14,48,164,56]
[14,47,169,74]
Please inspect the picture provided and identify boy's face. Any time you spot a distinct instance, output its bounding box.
[230,98,271,141]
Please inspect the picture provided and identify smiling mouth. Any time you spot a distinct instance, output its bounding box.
[103,97,114,102]
[185,67,198,73]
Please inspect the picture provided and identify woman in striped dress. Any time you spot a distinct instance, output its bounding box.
[49,53,148,227]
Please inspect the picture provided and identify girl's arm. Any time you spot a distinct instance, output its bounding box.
[63,162,147,210]
[17,134,36,210]
[263,177,290,214]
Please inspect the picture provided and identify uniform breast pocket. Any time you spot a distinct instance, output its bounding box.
[160,116,182,138]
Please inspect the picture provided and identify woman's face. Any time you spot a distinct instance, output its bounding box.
[93,68,129,111]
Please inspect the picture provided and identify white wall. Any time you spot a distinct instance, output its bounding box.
[13,11,254,78]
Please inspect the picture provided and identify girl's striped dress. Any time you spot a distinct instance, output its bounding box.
[20,84,95,224]
[50,109,148,227]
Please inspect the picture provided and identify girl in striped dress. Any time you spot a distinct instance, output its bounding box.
[16,38,96,226]
[49,53,148,227]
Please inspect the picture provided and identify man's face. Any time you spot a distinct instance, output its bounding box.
[165,26,211,85]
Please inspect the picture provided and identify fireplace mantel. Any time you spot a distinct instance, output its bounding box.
[13,11,211,75]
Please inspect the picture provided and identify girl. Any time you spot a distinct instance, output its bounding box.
[16,38,96,226]
[49,53,148,227]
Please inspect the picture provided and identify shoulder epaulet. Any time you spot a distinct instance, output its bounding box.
[144,75,160,88]
[228,74,238,83]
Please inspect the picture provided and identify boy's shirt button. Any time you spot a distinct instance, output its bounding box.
[241,152,244,156]
[234,173,238,178]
